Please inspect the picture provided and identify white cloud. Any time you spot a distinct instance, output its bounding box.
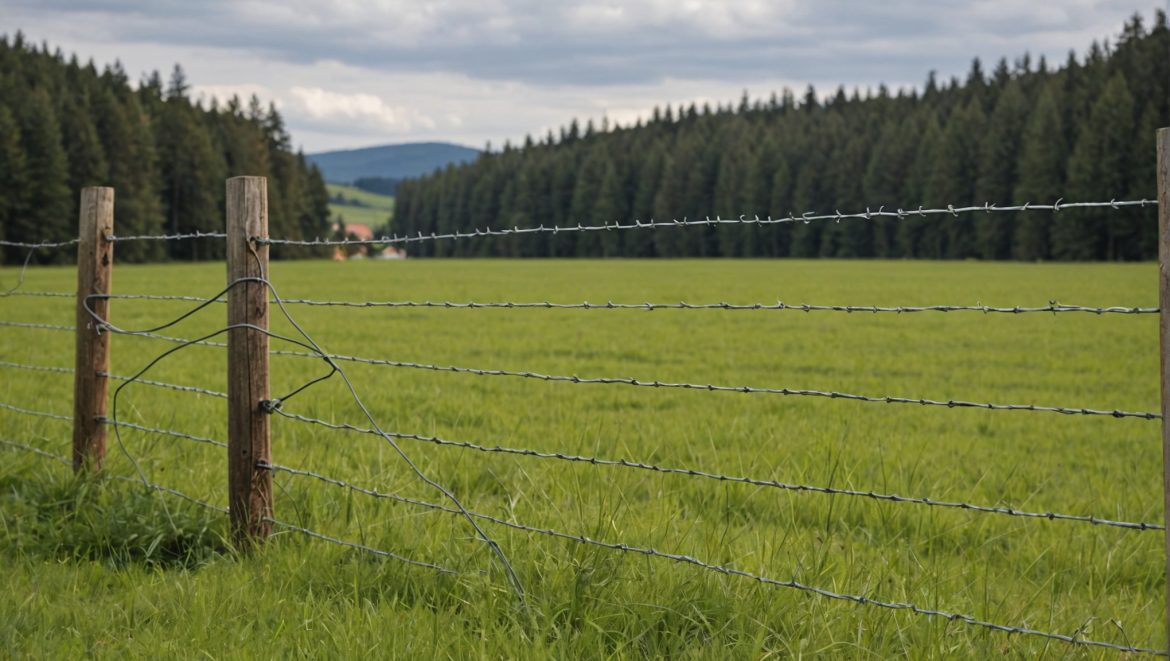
[289,86,435,132]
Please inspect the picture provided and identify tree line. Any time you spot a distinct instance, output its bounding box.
[0,33,331,264]
[396,12,1169,260]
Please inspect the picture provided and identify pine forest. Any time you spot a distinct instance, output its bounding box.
[396,13,1169,261]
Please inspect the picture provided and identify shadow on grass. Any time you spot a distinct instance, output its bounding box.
[0,467,231,570]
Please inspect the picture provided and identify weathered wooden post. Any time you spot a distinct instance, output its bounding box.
[1158,126,1170,651]
[73,187,114,473]
[226,176,272,545]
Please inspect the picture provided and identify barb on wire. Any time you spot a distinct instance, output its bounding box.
[0,360,73,375]
[104,230,227,243]
[259,460,1164,657]
[81,271,527,603]
[270,409,1162,532]
[256,199,1157,248]
[0,400,72,423]
[0,319,76,333]
[267,350,1161,420]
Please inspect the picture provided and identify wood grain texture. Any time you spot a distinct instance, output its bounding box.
[72,187,114,473]
[1158,127,1170,652]
[226,176,272,545]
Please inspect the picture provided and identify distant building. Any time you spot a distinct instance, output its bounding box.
[334,222,374,241]
[330,222,405,260]
[377,246,407,260]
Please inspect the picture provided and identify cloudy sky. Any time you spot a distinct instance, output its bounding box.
[2,1,1161,153]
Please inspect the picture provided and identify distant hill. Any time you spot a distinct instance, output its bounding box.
[326,183,394,231]
[307,142,480,184]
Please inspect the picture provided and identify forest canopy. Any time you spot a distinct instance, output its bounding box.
[0,34,331,264]
[395,12,1169,261]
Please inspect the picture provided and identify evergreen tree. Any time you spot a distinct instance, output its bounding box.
[1058,72,1134,260]
[974,79,1028,259]
[16,89,71,259]
[0,106,29,263]
[1012,84,1064,260]
[926,99,985,258]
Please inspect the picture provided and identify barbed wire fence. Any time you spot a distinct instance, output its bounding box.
[1,178,1168,655]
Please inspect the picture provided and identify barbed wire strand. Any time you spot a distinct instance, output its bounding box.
[255,199,1157,248]
[3,199,1151,249]
[269,409,1161,532]
[5,290,75,299]
[0,360,225,401]
[0,360,73,375]
[124,328,1161,419]
[81,272,527,604]
[98,418,228,449]
[0,438,72,465]
[131,330,228,349]
[267,350,1161,420]
[89,292,1160,315]
[104,231,227,243]
[258,460,1165,657]
[265,298,1163,315]
[264,518,456,573]
[99,372,228,399]
[0,400,73,423]
[103,293,224,303]
[0,238,79,249]
[0,319,75,332]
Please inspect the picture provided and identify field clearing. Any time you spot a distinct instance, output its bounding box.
[0,258,1163,658]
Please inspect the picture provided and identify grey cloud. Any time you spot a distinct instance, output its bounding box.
[2,0,1156,152]
[4,0,1153,88]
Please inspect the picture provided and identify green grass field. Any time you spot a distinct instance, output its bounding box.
[327,183,394,231]
[0,259,1163,658]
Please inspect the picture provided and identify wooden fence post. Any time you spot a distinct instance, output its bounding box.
[226,176,272,546]
[73,187,114,474]
[1158,126,1170,652]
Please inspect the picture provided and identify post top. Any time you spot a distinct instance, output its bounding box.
[227,176,268,182]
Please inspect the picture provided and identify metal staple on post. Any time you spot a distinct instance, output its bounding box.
[72,187,114,473]
[226,176,272,546]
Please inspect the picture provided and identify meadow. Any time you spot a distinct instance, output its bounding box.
[327,183,395,230]
[0,258,1163,658]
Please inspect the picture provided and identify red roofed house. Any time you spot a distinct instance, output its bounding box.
[333,222,373,260]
